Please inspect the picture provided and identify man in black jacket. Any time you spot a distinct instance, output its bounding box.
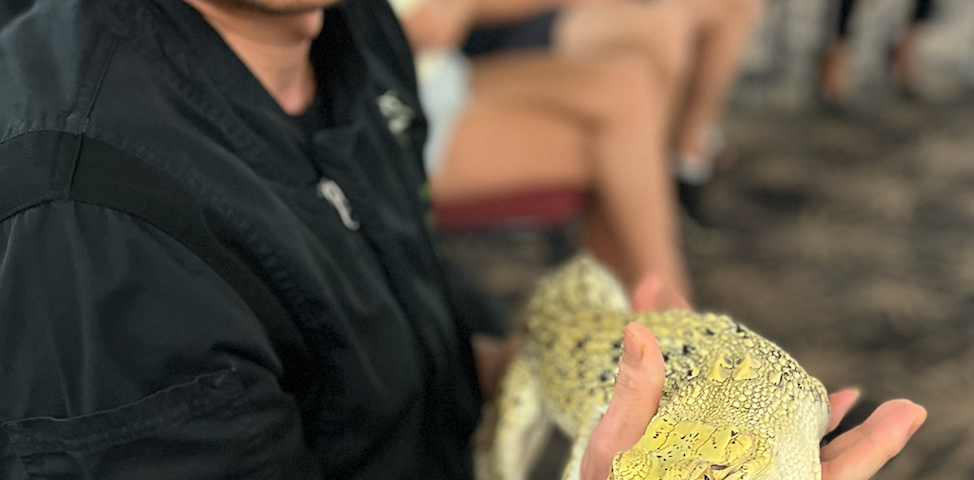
[0,0,924,479]
[0,0,488,477]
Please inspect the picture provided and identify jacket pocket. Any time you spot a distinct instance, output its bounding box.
[2,369,257,479]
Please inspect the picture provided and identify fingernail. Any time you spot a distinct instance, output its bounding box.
[621,325,643,364]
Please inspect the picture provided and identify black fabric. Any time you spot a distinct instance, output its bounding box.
[0,127,312,404]
[0,131,78,221]
[0,202,318,480]
[0,0,33,25]
[836,0,934,38]
[837,0,857,38]
[290,98,328,146]
[71,134,312,396]
[912,0,933,22]
[462,10,560,57]
[0,0,488,477]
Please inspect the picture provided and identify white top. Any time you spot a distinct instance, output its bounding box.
[387,0,472,174]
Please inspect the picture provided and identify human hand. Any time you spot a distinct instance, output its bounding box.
[820,389,927,480]
[579,322,664,480]
[582,275,683,478]
[577,323,927,480]
[630,274,692,313]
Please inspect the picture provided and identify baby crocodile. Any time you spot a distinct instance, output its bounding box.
[492,255,830,480]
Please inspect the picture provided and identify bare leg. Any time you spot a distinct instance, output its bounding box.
[549,0,764,171]
[672,0,765,161]
[894,0,933,94]
[431,53,690,301]
[820,0,857,106]
[551,0,694,122]
[820,39,852,105]
[892,23,922,95]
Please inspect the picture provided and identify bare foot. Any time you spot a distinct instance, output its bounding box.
[892,26,921,97]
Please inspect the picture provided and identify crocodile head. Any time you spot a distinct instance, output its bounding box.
[610,418,775,480]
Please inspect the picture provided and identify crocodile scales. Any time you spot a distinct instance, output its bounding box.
[491,254,830,480]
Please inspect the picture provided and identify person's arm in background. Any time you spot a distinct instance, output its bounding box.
[0,197,316,479]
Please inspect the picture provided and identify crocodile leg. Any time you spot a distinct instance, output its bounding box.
[561,401,610,480]
[492,346,554,480]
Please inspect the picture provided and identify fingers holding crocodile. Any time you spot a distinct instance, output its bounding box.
[820,399,927,480]
[580,323,665,480]
[825,388,861,434]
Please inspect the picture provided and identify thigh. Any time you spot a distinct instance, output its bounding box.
[553,0,692,60]
[430,53,658,202]
[430,100,589,202]
[466,51,655,123]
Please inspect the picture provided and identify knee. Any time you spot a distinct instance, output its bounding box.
[618,2,693,92]
[720,0,766,25]
[685,0,766,28]
[652,8,693,90]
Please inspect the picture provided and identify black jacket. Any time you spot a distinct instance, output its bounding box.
[0,0,482,478]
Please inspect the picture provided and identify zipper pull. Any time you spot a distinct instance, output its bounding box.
[317,178,360,230]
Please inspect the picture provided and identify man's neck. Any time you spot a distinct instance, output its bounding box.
[185,0,324,115]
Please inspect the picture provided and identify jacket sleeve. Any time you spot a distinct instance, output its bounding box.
[0,201,319,480]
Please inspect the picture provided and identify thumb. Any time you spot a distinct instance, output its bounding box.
[603,322,666,445]
[581,322,665,479]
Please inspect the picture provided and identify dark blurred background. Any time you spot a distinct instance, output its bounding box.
[440,0,974,478]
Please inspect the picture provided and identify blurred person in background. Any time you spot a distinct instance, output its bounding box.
[0,0,925,478]
[820,0,936,105]
[397,0,770,303]
[458,0,768,219]
[395,0,693,310]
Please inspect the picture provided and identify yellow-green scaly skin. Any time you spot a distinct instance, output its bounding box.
[491,255,830,480]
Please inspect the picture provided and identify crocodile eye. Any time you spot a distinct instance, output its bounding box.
[711,464,729,470]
